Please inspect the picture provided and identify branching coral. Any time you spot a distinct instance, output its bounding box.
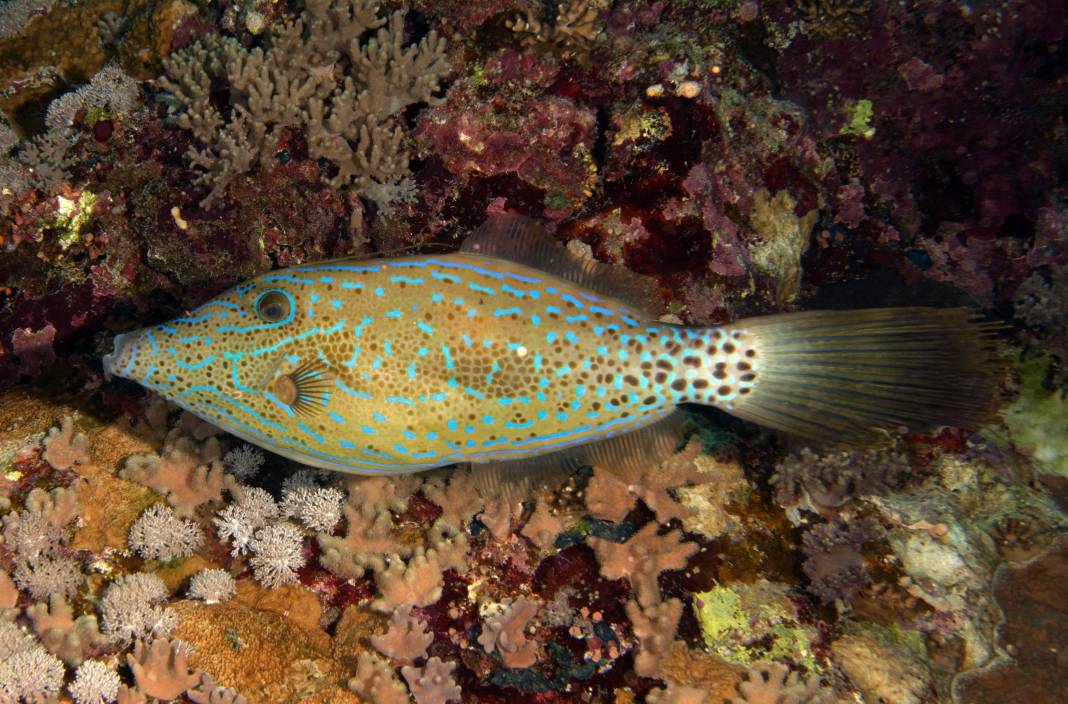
[100,572,176,644]
[731,660,833,704]
[248,522,306,588]
[70,659,122,704]
[213,486,279,556]
[401,656,461,704]
[188,569,237,604]
[318,501,408,579]
[0,644,66,703]
[478,597,540,669]
[372,549,446,613]
[520,498,564,550]
[348,652,409,704]
[187,673,247,704]
[42,415,89,470]
[127,638,201,701]
[158,0,449,208]
[28,593,105,666]
[280,484,344,533]
[589,522,698,607]
[626,598,683,678]
[122,435,233,517]
[371,604,432,664]
[128,503,205,561]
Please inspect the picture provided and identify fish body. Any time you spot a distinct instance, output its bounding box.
[105,250,755,473]
[104,216,1002,475]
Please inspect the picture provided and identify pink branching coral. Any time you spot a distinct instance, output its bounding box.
[372,551,446,613]
[401,656,462,704]
[625,598,683,678]
[345,475,416,515]
[348,653,408,704]
[477,597,540,669]
[127,638,201,701]
[589,522,698,607]
[371,604,433,664]
[42,415,89,470]
[479,499,518,541]
[585,438,708,524]
[187,673,247,704]
[423,469,485,530]
[731,661,833,704]
[122,435,234,517]
[28,593,105,666]
[318,501,409,579]
[128,503,205,561]
[520,498,564,550]
[647,681,710,704]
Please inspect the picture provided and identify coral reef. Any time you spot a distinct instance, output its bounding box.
[0,0,1067,700]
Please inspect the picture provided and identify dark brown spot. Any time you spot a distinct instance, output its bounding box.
[624,375,639,386]
[738,361,751,371]
[713,370,727,380]
[745,349,757,358]
[723,342,736,354]
[671,379,687,392]
[718,385,732,396]
[683,355,701,367]
[654,372,668,384]
[741,373,756,382]
[739,387,751,395]
[642,395,657,405]
[692,379,709,389]
[656,359,673,371]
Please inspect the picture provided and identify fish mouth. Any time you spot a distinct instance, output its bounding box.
[103,331,138,380]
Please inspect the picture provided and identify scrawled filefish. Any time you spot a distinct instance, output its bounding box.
[103,215,1003,476]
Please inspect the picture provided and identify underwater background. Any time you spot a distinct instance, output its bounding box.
[0,0,1066,702]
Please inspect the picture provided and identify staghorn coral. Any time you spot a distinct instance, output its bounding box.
[158,0,448,208]
[248,522,306,588]
[28,593,105,666]
[42,416,89,470]
[121,435,233,517]
[371,603,432,664]
[401,656,461,704]
[128,503,205,561]
[589,522,698,607]
[731,660,833,704]
[100,572,176,645]
[127,638,201,701]
[69,660,122,704]
[187,569,236,604]
[477,597,540,669]
[626,597,683,678]
[348,652,408,704]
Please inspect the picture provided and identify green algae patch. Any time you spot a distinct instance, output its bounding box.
[693,582,819,670]
[53,191,97,250]
[1002,354,1068,477]
[840,98,876,139]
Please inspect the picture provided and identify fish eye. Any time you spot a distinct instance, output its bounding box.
[255,290,291,323]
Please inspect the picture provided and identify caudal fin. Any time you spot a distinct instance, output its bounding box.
[726,307,1005,445]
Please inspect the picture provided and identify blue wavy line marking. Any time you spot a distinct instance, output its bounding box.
[175,355,216,371]
[248,320,345,357]
[335,379,372,399]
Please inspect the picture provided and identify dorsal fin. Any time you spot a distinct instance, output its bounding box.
[461,214,663,319]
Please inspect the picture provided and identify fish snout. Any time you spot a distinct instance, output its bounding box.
[103,331,139,380]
